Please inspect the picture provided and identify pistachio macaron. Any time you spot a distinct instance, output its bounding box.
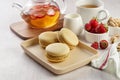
[38,31,58,48]
[57,28,79,49]
[45,43,70,63]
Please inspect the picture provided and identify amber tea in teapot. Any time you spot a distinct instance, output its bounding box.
[22,4,60,29]
[13,0,66,29]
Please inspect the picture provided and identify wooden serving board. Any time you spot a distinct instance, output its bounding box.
[21,38,99,74]
[10,19,63,40]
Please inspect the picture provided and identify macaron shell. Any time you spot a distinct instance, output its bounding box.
[59,28,79,46]
[57,31,65,43]
[57,32,75,49]
[45,43,70,56]
[38,31,58,47]
[39,40,50,48]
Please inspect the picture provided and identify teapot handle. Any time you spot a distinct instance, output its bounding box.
[53,0,67,14]
[12,3,23,11]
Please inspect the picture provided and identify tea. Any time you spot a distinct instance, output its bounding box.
[22,4,60,29]
[81,4,98,8]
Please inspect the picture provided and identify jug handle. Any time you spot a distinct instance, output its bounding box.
[53,0,67,14]
[12,3,23,11]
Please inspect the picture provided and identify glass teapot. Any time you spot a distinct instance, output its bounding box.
[13,0,66,29]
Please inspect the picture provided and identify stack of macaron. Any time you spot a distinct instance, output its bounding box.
[38,28,79,63]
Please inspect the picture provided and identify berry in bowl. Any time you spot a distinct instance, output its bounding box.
[84,18,109,43]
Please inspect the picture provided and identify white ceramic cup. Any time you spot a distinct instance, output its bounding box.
[76,0,109,24]
[63,13,83,35]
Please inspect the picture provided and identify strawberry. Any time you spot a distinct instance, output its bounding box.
[90,18,99,29]
[30,11,46,19]
[90,28,96,33]
[84,17,108,33]
[47,8,55,16]
[34,11,46,18]
[100,40,108,49]
[43,4,50,8]
[29,6,46,19]
[31,5,42,10]
[95,25,99,33]
[85,23,91,31]
[97,23,107,33]
[91,42,99,49]
[50,5,59,11]
[30,15,37,19]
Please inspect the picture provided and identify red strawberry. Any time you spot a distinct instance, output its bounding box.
[31,5,42,10]
[30,11,46,19]
[35,12,46,18]
[47,8,55,16]
[91,42,99,49]
[100,40,108,49]
[95,26,99,33]
[43,4,50,8]
[85,23,91,31]
[97,23,107,33]
[90,28,96,33]
[30,15,37,19]
[50,5,59,11]
[90,18,99,28]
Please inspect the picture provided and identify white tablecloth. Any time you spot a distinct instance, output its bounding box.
[0,0,120,80]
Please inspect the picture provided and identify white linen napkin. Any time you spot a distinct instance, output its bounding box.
[91,42,120,79]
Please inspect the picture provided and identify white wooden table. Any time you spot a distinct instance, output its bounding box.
[0,0,119,80]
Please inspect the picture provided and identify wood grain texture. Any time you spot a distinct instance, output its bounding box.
[21,38,99,74]
[10,19,63,40]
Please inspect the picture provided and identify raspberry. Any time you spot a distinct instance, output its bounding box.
[91,42,99,49]
[85,23,91,31]
[100,40,108,49]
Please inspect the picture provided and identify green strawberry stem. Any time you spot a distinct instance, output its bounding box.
[104,24,108,31]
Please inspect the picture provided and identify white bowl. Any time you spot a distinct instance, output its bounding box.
[84,29,109,43]
[109,26,120,36]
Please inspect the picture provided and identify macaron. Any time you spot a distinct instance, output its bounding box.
[45,43,70,63]
[38,31,58,48]
[57,28,79,49]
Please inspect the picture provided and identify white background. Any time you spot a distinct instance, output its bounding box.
[0,0,120,80]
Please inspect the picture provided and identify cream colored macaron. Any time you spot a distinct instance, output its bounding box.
[38,31,58,48]
[58,28,79,49]
[45,43,70,63]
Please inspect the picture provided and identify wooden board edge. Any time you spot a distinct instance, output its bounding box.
[10,24,31,40]
[20,37,100,74]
